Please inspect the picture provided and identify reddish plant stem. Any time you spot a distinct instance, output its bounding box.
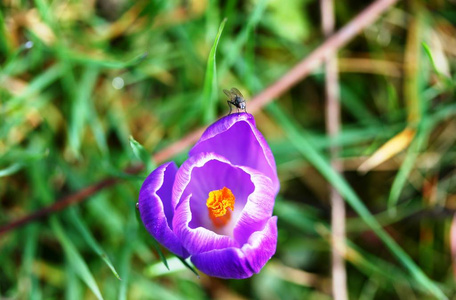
[0,165,143,236]
[0,178,119,236]
[0,0,399,237]
[248,0,399,113]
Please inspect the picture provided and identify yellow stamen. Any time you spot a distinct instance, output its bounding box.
[206,187,235,228]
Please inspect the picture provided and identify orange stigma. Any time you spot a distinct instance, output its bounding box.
[206,187,235,228]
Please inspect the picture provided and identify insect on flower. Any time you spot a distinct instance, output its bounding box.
[224,87,247,114]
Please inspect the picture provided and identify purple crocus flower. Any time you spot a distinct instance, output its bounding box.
[138,113,279,279]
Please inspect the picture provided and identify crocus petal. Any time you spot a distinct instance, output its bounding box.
[173,153,246,254]
[189,113,279,194]
[138,162,188,257]
[190,216,278,279]
[232,167,275,245]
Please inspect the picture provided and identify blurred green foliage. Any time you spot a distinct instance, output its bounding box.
[1,0,456,299]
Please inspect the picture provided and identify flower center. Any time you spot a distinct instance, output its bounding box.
[206,187,235,228]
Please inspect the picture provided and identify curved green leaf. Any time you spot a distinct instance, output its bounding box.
[202,18,227,123]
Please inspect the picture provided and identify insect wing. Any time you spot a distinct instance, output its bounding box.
[223,89,234,100]
[230,87,244,99]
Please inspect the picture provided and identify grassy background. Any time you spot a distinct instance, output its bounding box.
[1,0,456,299]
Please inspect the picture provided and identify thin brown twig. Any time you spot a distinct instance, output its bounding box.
[248,0,399,113]
[0,178,119,235]
[0,165,142,236]
[0,0,399,237]
[320,0,347,299]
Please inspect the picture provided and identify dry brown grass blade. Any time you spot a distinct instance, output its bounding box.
[25,9,56,45]
[267,261,331,294]
[103,1,207,41]
[358,127,416,174]
[338,58,402,77]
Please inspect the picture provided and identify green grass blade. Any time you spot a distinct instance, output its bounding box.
[145,257,190,278]
[177,257,199,278]
[346,201,422,233]
[51,217,104,300]
[66,262,82,300]
[339,84,379,125]
[133,274,184,300]
[346,240,423,292]
[0,41,33,76]
[118,241,134,300]
[318,224,425,292]
[5,64,62,112]
[389,39,435,212]
[118,201,139,300]
[220,0,269,76]
[274,198,320,234]
[387,124,431,212]
[0,163,24,177]
[429,103,456,126]
[129,136,155,172]
[0,148,48,166]
[67,208,121,280]
[202,18,227,123]
[59,49,148,69]
[422,42,452,87]
[20,224,39,299]
[267,102,447,300]
[87,102,109,156]
[0,9,10,56]
[69,66,99,157]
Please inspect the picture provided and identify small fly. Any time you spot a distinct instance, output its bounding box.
[224,87,247,114]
